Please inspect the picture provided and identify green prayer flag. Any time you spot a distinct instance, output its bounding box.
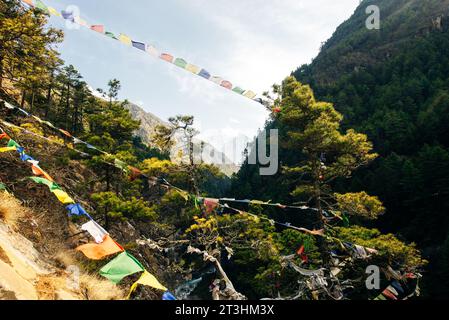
[114,158,129,173]
[99,252,144,284]
[0,183,6,191]
[35,0,50,14]
[174,58,187,69]
[29,176,62,192]
[105,31,117,39]
[232,87,245,94]
[7,139,20,148]
[29,176,53,188]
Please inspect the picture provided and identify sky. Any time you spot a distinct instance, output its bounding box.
[42,0,360,164]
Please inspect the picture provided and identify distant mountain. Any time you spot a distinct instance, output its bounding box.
[125,103,239,176]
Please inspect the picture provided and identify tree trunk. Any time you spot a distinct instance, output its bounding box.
[20,89,26,108]
[45,71,54,118]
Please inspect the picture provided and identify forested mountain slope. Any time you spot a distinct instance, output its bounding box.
[294,0,449,296]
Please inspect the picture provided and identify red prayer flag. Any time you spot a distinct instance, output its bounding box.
[90,25,105,34]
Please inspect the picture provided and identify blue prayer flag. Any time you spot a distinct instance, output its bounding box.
[162,291,176,300]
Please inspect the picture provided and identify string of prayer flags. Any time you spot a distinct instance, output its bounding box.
[127,270,168,299]
[51,189,75,204]
[81,220,109,243]
[76,234,124,260]
[162,291,177,300]
[90,25,105,34]
[66,203,92,219]
[59,129,72,138]
[99,251,144,284]
[20,1,266,105]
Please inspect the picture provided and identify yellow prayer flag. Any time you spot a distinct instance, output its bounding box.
[0,146,17,153]
[118,34,132,46]
[185,64,201,74]
[127,270,167,299]
[51,189,75,204]
[48,7,61,17]
[244,90,256,99]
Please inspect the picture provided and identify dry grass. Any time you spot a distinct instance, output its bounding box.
[0,192,28,228]
[54,250,78,269]
[79,274,125,300]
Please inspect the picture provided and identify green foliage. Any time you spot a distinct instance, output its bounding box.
[335,226,426,269]
[91,191,157,221]
[334,192,385,220]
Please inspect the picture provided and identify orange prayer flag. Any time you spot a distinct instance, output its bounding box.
[59,129,72,138]
[0,132,10,140]
[160,53,174,63]
[31,164,54,182]
[76,235,124,260]
[23,0,34,6]
[128,166,142,181]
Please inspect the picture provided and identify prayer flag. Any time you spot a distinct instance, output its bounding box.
[81,220,109,243]
[105,31,117,40]
[51,189,75,204]
[114,158,129,173]
[221,80,233,90]
[132,41,146,51]
[174,58,187,69]
[210,76,223,84]
[185,64,200,74]
[66,203,92,219]
[162,291,177,300]
[127,270,167,298]
[76,235,123,260]
[99,252,144,284]
[29,176,53,189]
[118,34,132,46]
[204,198,219,214]
[90,25,105,34]
[47,7,61,17]
[0,132,10,140]
[232,87,245,94]
[35,0,49,14]
[31,164,53,182]
[145,44,159,57]
[243,90,257,99]
[59,129,72,138]
[160,53,174,63]
[0,146,16,153]
[128,166,142,181]
[20,152,34,162]
[7,139,21,148]
[199,69,211,79]
[22,0,34,6]
[61,10,74,21]
[0,183,6,191]
[4,101,16,109]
